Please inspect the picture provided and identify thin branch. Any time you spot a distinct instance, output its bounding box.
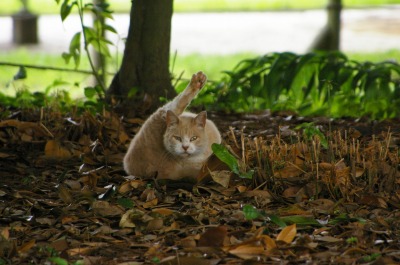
[77,0,105,99]
[0,61,115,75]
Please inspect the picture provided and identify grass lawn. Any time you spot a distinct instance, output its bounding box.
[1,49,399,99]
[1,0,400,15]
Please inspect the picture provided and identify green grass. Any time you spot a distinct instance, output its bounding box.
[1,0,400,15]
[0,49,255,98]
[1,49,399,99]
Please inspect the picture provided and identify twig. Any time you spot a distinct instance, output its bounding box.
[0,61,116,76]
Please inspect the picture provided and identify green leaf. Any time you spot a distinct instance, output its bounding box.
[268,214,287,228]
[13,66,27,80]
[361,253,381,262]
[242,204,261,220]
[105,24,117,34]
[69,32,81,52]
[84,87,97,98]
[48,257,69,265]
[60,0,76,21]
[211,143,239,174]
[128,87,139,98]
[296,122,328,149]
[64,32,82,68]
[240,169,254,179]
[117,198,135,209]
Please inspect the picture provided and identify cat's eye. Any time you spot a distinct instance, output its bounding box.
[190,136,198,141]
[174,136,182,142]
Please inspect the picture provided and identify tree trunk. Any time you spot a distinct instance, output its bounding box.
[310,0,342,51]
[107,0,175,116]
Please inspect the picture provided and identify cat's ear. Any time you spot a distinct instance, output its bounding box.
[166,110,179,127]
[194,111,207,128]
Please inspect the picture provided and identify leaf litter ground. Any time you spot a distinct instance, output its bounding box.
[0,108,399,264]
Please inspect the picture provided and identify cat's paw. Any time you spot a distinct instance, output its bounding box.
[190,71,207,91]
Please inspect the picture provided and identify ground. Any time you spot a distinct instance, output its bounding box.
[0,108,400,264]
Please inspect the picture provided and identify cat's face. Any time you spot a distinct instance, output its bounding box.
[163,111,207,158]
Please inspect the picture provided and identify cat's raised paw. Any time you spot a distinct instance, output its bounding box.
[190,71,207,91]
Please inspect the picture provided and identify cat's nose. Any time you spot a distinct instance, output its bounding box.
[182,145,189,151]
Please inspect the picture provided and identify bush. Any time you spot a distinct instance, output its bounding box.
[194,52,400,119]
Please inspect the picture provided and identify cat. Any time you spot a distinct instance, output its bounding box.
[123,71,221,180]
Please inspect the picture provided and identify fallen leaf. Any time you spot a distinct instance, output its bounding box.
[146,218,164,231]
[228,245,266,259]
[160,257,220,265]
[44,140,73,159]
[209,170,231,188]
[119,209,144,228]
[18,239,35,253]
[92,201,124,217]
[152,208,174,216]
[198,226,228,247]
[1,228,9,240]
[261,235,277,251]
[58,184,73,204]
[276,224,297,244]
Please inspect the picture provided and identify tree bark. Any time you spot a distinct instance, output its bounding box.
[107,0,175,116]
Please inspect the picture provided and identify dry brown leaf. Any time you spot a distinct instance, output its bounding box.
[242,189,272,200]
[354,167,365,178]
[261,235,277,251]
[278,204,311,216]
[228,245,266,259]
[119,209,144,228]
[140,188,157,202]
[18,239,35,253]
[314,235,342,242]
[143,198,158,208]
[319,162,333,170]
[282,186,302,198]
[236,185,247,193]
[61,215,79,225]
[0,152,13,158]
[179,236,197,248]
[50,238,69,252]
[124,117,145,125]
[276,224,297,244]
[67,247,93,256]
[36,217,56,226]
[146,218,164,231]
[44,140,73,159]
[58,184,73,204]
[64,179,82,190]
[92,201,124,217]
[1,228,9,240]
[359,195,388,208]
[209,170,231,188]
[160,256,220,265]
[152,208,174,216]
[308,198,335,211]
[0,120,53,138]
[274,165,303,179]
[165,221,180,232]
[119,179,145,194]
[198,226,228,247]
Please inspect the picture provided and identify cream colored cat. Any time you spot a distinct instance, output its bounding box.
[123,71,221,180]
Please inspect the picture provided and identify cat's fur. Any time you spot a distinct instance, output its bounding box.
[123,71,221,180]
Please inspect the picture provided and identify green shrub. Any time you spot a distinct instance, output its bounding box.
[193,52,400,119]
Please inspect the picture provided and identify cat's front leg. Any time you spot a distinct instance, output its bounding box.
[168,71,207,115]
